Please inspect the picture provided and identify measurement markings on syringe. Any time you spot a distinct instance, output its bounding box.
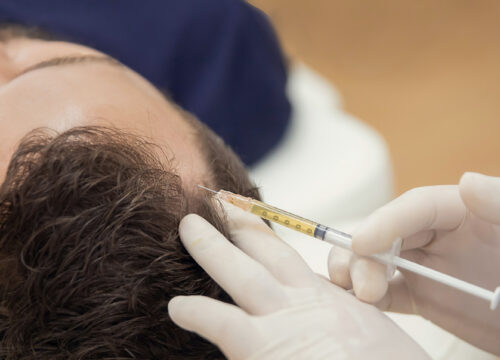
[250,204,317,236]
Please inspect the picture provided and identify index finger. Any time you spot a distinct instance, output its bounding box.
[179,214,286,315]
[353,185,466,255]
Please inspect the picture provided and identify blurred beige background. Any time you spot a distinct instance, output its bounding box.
[251,0,500,195]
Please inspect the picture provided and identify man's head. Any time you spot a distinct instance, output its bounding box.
[0,26,210,186]
[0,27,260,358]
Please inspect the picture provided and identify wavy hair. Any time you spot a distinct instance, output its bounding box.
[0,125,260,359]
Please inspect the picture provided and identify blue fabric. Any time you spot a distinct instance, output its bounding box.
[0,0,290,165]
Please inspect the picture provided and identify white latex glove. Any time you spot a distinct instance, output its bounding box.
[328,172,500,355]
[168,204,429,360]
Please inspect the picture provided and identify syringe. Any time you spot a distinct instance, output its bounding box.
[199,186,500,310]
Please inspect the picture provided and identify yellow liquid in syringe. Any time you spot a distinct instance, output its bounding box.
[249,204,318,236]
[217,188,321,237]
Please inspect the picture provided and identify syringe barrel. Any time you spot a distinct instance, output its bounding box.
[318,225,353,250]
[247,201,319,237]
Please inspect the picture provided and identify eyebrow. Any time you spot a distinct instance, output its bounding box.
[16,55,123,78]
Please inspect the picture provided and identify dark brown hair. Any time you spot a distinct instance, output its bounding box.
[0,125,260,359]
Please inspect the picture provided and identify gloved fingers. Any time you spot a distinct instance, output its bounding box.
[459,172,500,225]
[401,230,435,251]
[398,248,428,265]
[327,245,353,289]
[375,273,416,314]
[349,255,388,303]
[179,214,286,314]
[220,202,318,288]
[328,246,423,306]
[353,185,465,256]
[168,295,255,358]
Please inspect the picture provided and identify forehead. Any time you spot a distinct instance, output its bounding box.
[0,53,210,185]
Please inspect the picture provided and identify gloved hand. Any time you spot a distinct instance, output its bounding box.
[328,172,500,355]
[168,204,429,360]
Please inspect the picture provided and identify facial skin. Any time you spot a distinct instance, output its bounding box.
[0,38,209,185]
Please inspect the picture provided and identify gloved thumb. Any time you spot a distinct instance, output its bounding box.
[459,172,500,225]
